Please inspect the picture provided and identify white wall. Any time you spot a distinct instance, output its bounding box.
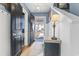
[59,16,71,56]
[23,8,28,46]
[70,3,79,16]
[0,11,10,56]
[71,21,79,56]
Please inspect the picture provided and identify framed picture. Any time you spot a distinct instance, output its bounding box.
[58,3,69,9]
[54,3,69,9]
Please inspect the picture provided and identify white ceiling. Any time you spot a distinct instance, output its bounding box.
[25,3,53,13]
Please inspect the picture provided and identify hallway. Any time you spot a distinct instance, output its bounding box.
[0,3,79,56]
[19,3,79,56]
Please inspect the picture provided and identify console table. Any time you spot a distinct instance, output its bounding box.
[44,37,61,56]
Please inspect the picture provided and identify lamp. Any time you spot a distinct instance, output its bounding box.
[51,14,60,40]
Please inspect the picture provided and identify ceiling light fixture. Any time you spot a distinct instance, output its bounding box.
[36,6,40,11]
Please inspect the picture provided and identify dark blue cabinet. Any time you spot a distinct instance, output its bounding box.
[44,42,61,56]
[11,4,25,56]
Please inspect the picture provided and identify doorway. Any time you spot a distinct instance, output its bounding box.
[29,16,46,56]
[35,16,46,42]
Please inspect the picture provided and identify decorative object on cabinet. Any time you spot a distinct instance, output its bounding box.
[51,14,60,40]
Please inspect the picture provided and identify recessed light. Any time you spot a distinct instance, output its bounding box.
[36,6,40,11]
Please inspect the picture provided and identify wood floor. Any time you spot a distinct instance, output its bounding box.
[20,41,44,56]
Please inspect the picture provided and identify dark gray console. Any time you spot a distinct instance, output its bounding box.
[44,39,61,56]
